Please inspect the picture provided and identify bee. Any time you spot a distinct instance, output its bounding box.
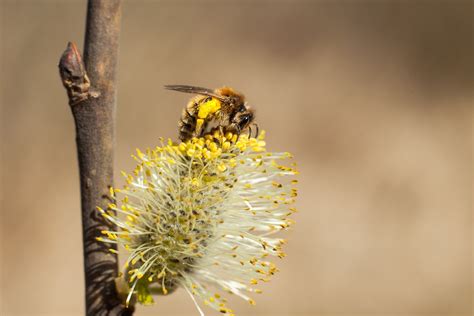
[164,85,258,142]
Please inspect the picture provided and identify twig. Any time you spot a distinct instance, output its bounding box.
[59,1,133,315]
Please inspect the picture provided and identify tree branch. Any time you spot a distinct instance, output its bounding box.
[59,1,133,315]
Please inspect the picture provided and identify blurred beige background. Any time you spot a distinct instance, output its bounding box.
[1,1,472,315]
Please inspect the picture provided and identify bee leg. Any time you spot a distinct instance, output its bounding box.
[235,125,242,141]
[185,109,195,122]
[253,123,259,138]
[248,125,253,138]
[219,125,225,137]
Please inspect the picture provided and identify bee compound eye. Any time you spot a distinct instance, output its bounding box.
[239,115,250,128]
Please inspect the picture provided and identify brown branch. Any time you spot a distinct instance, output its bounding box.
[59,1,134,315]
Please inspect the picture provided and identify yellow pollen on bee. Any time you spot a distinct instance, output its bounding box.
[196,119,204,134]
[198,98,221,119]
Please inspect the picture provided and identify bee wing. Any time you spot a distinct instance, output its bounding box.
[164,85,228,101]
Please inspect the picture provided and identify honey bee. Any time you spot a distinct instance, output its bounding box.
[165,85,258,142]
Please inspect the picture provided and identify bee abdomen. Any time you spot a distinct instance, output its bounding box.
[178,102,201,141]
[179,127,194,142]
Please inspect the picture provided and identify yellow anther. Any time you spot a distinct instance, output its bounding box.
[222,141,231,151]
[248,299,256,306]
[236,142,247,151]
[136,148,144,159]
[203,149,212,159]
[209,142,218,152]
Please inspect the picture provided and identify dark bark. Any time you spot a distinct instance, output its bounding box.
[59,1,134,315]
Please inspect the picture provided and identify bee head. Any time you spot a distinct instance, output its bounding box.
[229,104,255,134]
